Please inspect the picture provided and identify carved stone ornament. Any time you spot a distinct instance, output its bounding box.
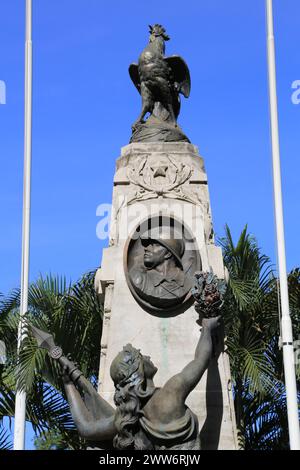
[124,215,201,314]
[126,154,201,206]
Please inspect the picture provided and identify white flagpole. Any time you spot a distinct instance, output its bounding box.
[266,0,300,450]
[13,0,32,450]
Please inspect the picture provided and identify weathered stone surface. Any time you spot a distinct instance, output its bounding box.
[96,142,238,449]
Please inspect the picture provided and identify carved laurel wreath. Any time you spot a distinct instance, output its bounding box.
[126,154,201,206]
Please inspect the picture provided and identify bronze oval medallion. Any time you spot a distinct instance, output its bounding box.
[124,215,201,315]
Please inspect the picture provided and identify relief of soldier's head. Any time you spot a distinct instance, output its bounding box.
[140,226,184,271]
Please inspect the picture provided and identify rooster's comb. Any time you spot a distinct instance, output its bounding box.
[148,24,170,41]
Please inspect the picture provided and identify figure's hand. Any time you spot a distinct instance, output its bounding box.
[201,316,221,333]
[61,364,72,385]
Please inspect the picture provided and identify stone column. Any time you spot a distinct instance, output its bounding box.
[95,142,238,449]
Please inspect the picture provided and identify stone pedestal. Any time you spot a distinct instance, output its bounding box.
[95,142,238,449]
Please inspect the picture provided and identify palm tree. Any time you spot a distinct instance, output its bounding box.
[220,225,299,449]
[0,271,103,450]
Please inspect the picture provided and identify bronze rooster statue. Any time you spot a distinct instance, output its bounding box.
[129,24,191,143]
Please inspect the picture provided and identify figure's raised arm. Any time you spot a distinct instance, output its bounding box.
[29,324,116,442]
[163,316,220,401]
[62,367,116,441]
[144,272,225,424]
[144,316,220,424]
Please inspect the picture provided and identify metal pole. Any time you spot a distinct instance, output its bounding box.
[266,0,300,450]
[13,0,32,450]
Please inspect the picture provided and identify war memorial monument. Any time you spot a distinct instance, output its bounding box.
[32,25,238,450]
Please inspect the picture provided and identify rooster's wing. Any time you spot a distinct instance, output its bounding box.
[129,63,140,93]
[165,56,191,98]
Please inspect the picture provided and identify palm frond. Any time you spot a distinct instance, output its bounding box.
[0,271,103,449]
[218,225,296,449]
[0,426,12,450]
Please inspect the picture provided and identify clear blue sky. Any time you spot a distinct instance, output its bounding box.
[0,0,299,448]
[1,0,300,297]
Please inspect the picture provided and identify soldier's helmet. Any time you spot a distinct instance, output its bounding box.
[140,226,184,268]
